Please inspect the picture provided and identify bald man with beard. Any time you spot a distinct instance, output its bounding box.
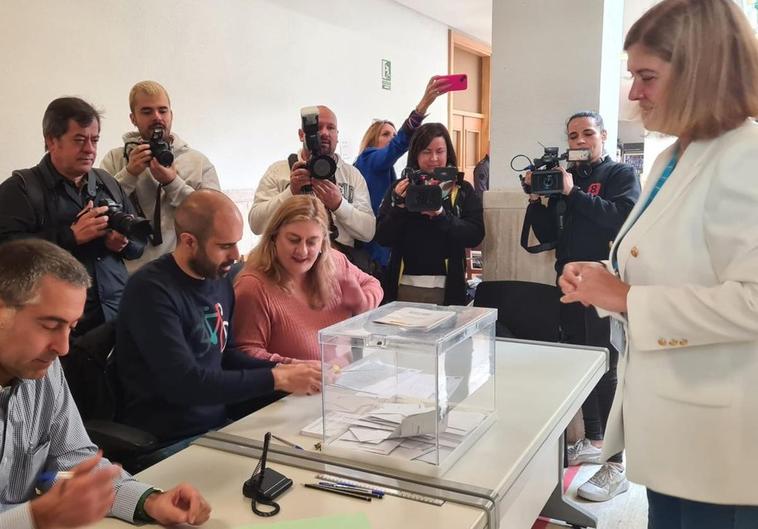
[115,189,321,451]
[248,106,375,257]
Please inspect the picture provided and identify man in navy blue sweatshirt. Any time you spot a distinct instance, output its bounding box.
[116,189,321,443]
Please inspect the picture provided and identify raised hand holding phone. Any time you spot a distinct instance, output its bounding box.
[436,73,468,93]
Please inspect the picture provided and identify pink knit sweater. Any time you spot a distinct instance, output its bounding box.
[232,251,382,363]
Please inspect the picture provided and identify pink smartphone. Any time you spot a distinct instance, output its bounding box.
[437,73,468,92]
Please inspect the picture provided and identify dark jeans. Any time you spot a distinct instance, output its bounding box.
[560,300,622,463]
[648,489,758,529]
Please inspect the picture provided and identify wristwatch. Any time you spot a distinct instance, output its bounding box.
[134,487,163,523]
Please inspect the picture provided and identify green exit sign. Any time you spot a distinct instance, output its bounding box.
[382,59,391,90]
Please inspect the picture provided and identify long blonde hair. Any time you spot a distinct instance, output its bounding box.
[358,120,395,153]
[625,0,758,140]
[243,195,336,309]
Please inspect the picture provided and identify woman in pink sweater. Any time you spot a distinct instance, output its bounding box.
[233,195,382,363]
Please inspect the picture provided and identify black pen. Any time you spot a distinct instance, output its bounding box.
[304,483,372,501]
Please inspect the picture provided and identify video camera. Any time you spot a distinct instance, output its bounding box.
[97,198,153,240]
[518,147,591,196]
[401,166,459,212]
[300,106,337,190]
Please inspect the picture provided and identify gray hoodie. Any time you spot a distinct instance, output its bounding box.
[101,131,220,273]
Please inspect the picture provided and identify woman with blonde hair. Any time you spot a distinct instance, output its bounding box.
[558,0,758,525]
[233,195,382,363]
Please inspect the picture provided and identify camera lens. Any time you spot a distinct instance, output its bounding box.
[110,212,153,239]
[153,149,174,168]
[543,175,553,187]
[311,158,333,179]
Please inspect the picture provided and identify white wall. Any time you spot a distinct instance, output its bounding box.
[0,0,449,191]
[490,0,623,190]
[598,0,625,155]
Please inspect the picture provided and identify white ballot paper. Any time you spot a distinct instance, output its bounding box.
[303,402,488,464]
[373,307,456,331]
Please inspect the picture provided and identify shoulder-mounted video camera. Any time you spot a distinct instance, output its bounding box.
[517,147,591,196]
[400,166,459,212]
[513,144,591,254]
[300,106,337,190]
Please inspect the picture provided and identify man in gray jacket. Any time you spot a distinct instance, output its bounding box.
[101,80,220,273]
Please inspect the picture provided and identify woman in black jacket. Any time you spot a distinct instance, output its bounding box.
[375,123,484,305]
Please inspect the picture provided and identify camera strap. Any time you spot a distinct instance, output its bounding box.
[151,183,163,246]
[520,199,566,254]
[86,171,98,201]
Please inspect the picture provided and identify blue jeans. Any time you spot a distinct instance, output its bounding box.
[648,489,758,529]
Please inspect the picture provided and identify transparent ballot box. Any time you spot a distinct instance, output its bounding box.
[311,301,497,475]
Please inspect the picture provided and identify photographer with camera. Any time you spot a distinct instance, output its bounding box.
[375,123,484,305]
[249,106,375,270]
[0,97,146,336]
[101,81,220,274]
[521,111,640,502]
[354,76,449,271]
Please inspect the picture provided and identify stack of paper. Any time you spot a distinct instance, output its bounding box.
[302,404,488,464]
[373,307,456,331]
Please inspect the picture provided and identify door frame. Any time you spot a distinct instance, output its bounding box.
[448,30,492,163]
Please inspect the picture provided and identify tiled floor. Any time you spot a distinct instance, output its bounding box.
[539,464,648,529]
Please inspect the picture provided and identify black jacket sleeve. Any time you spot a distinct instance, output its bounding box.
[567,164,640,231]
[374,183,412,247]
[437,182,485,248]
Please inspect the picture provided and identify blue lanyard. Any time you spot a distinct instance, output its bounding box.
[612,154,677,272]
[639,155,677,216]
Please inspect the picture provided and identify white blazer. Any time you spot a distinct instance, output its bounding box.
[601,120,758,505]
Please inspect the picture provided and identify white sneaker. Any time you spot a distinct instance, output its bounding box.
[577,462,629,502]
[567,438,602,466]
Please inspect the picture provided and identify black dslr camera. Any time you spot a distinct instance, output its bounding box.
[300,106,337,191]
[97,199,153,240]
[123,127,173,168]
[148,128,174,167]
[401,166,458,212]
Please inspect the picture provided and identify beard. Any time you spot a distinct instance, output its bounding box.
[188,246,234,280]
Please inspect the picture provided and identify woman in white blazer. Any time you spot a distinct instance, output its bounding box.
[558,1,758,527]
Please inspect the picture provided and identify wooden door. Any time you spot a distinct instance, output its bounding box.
[450,113,483,185]
[448,31,490,187]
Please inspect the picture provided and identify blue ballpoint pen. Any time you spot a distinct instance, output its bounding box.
[319,481,384,498]
[37,470,74,486]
